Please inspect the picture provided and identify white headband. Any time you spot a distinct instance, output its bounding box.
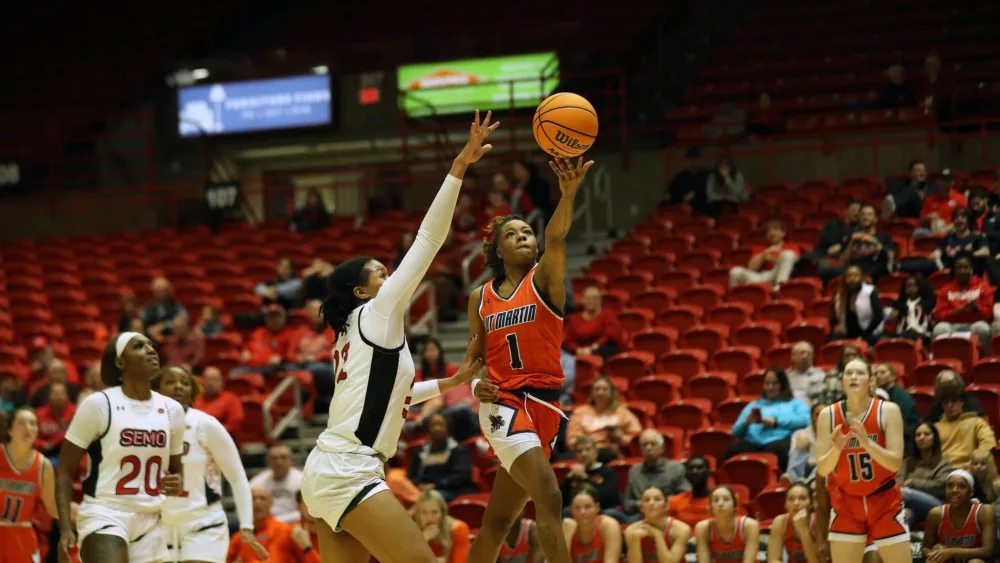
[115,332,143,358]
[949,469,975,488]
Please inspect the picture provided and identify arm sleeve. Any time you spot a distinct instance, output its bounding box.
[368,175,462,320]
[705,176,721,202]
[410,380,442,405]
[168,401,186,456]
[202,417,254,529]
[934,289,957,320]
[975,419,997,453]
[732,173,748,201]
[64,392,109,449]
[731,403,753,438]
[977,284,996,316]
[778,400,811,431]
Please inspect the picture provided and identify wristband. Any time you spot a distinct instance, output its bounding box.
[471,379,481,393]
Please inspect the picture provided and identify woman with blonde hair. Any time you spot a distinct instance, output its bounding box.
[414,489,471,563]
[624,486,691,562]
[562,485,622,563]
[969,450,1000,503]
[694,485,760,563]
[565,374,642,460]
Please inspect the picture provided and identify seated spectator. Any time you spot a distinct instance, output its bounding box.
[822,204,893,285]
[300,258,335,303]
[663,148,708,213]
[35,381,75,460]
[786,341,827,405]
[884,273,936,344]
[492,171,533,215]
[82,363,103,391]
[885,159,938,220]
[117,292,140,333]
[623,429,691,524]
[809,344,859,406]
[905,208,989,277]
[485,187,513,222]
[414,339,479,441]
[385,456,421,510]
[453,192,481,237]
[934,380,996,468]
[925,369,984,423]
[565,375,643,460]
[562,485,624,562]
[917,52,947,117]
[921,471,996,563]
[746,92,783,137]
[799,200,860,269]
[560,436,625,522]
[235,304,298,377]
[989,171,1000,214]
[228,486,290,562]
[250,444,303,524]
[724,367,810,471]
[933,254,994,351]
[970,187,994,233]
[828,265,884,345]
[878,63,917,109]
[667,456,713,528]
[561,286,624,397]
[413,490,471,563]
[729,220,798,290]
[874,363,920,448]
[407,413,477,502]
[288,188,332,233]
[30,359,80,408]
[916,169,968,236]
[29,336,79,385]
[513,160,554,223]
[287,300,335,384]
[900,422,952,526]
[162,313,204,370]
[142,277,187,341]
[969,450,1000,504]
[271,491,319,562]
[199,304,223,337]
[193,366,245,434]
[705,157,747,219]
[623,487,692,562]
[785,403,825,482]
[255,257,303,310]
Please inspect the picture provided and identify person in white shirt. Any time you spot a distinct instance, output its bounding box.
[56,332,186,563]
[251,444,304,524]
[298,111,495,563]
[158,365,267,563]
[786,340,827,405]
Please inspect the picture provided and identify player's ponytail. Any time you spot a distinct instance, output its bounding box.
[481,214,524,282]
[321,256,374,336]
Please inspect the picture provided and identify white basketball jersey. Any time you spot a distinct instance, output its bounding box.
[81,387,183,514]
[161,408,223,519]
[316,304,415,459]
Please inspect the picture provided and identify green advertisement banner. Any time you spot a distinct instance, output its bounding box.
[398,53,559,117]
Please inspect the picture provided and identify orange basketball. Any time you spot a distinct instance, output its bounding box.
[532,92,598,158]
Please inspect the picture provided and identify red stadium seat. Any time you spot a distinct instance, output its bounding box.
[631,327,678,359]
[930,336,980,373]
[972,358,1000,386]
[777,279,822,307]
[678,286,725,312]
[605,352,656,382]
[448,497,489,530]
[728,283,772,312]
[706,303,755,332]
[721,454,778,497]
[608,458,643,491]
[656,426,686,459]
[755,483,790,521]
[631,289,675,314]
[689,427,735,461]
[609,273,654,299]
[658,349,708,381]
[784,320,828,353]
[711,347,761,379]
[681,325,729,357]
[912,359,963,387]
[632,375,683,408]
[874,339,924,382]
[732,322,782,355]
[757,300,804,330]
[618,308,655,338]
[688,373,736,407]
[656,306,704,334]
[632,254,676,279]
[658,400,712,431]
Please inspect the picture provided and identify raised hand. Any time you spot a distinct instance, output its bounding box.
[848,418,870,448]
[830,424,848,450]
[549,157,595,199]
[456,110,500,165]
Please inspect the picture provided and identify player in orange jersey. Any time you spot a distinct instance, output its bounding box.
[624,487,691,563]
[816,358,910,563]
[465,157,593,563]
[922,469,995,563]
[0,406,58,563]
[694,486,760,563]
[765,482,818,563]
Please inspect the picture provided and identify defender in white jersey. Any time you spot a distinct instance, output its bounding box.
[56,333,186,563]
[158,366,267,563]
[299,110,496,563]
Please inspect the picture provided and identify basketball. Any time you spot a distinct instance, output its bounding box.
[532,92,599,158]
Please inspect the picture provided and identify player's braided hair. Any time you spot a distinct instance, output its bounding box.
[321,256,374,336]
[481,214,525,281]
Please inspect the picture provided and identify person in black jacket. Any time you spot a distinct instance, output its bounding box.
[407,413,477,502]
[883,273,936,344]
[663,148,709,214]
[560,435,628,523]
[885,159,938,219]
[800,200,861,269]
[828,265,884,345]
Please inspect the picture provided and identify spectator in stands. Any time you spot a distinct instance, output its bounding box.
[82,363,103,391]
[810,344,859,406]
[35,381,75,460]
[623,429,690,523]
[886,159,938,220]
[116,292,139,333]
[288,188,332,234]
[561,286,624,397]
[934,379,996,467]
[878,63,917,109]
[746,92,783,137]
[724,367,809,471]
[907,209,990,278]
[30,358,79,408]
[199,304,223,337]
[29,336,78,385]
[663,148,708,214]
[925,369,984,423]
[407,413,477,502]
[874,363,920,448]
[385,456,421,510]
[565,375,643,460]
[193,366,245,435]
[414,339,479,441]
[728,219,799,289]
[161,313,204,370]
[271,491,319,562]
[917,169,968,235]
[932,254,994,350]
[899,422,952,526]
[250,444,303,524]
[704,157,747,218]
[560,435,625,522]
[785,403,826,482]
[413,490,471,563]
[235,304,298,377]
[667,455,712,528]
[255,257,303,311]
[968,450,1000,504]
[969,188,993,233]
[228,485,290,562]
[142,277,187,342]
[884,273,936,344]
[287,299,335,384]
[821,204,893,285]
[453,192,481,237]
[392,231,416,270]
[300,258,335,303]
[513,160,554,223]
[484,187,513,222]
[828,265,884,345]
[492,171,533,216]
[800,200,861,269]
[989,171,1000,214]
[786,341,827,405]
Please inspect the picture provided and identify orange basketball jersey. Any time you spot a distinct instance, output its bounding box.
[938,502,983,553]
[498,519,532,563]
[479,266,564,392]
[830,399,896,496]
[783,513,816,563]
[570,523,604,562]
[709,516,748,561]
[0,446,44,560]
[639,518,674,562]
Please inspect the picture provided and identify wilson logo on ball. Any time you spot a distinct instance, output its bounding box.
[555,130,591,152]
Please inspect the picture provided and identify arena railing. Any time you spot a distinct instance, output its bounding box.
[262,375,304,455]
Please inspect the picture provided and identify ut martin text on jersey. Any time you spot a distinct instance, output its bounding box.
[483,304,538,333]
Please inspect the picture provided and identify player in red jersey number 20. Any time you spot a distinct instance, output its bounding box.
[815,358,911,563]
[465,157,594,563]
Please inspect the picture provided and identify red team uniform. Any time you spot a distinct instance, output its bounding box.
[828,398,909,546]
[937,503,984,561]
[479,265,565,464]
[783,514,816,563]
[498,519,532,563]
[708,516,749,561]
[639,519,674,562]
[0,447,44,563]
[569,526,604,562]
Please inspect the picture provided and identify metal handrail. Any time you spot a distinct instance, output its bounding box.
[405,280,437,335]
[262,375,303,453]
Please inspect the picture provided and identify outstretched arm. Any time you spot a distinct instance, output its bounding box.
[533,157,594,312]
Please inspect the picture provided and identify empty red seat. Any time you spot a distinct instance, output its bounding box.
[448,497,489,529]
[912,359,963,387]
[632,253,675,279]
[681,325,729,357]
[618,308,655,338]
[656,306,704,334]
[632,375,683,408]
[588,256,631,278]
[873,338,924,381]
[784,320,828,352]
[631,289,674,314]
[711,347,761,379]
[721,454,778,497]
[732,322,782,355]
[679,286,725,312]
[972,358,1000,386]
[755,483,790,521]
[728,283,772,312]
[688,374,735,406]
[658,400,712,431]
[757,300,803,330]
[656,270,700,293]
[930,336,980,373]
[706,303,754,332]
[777,279,822,307]
[605,352,656,382]
[609,273,654,298]
[658,349,708,381]
[689,427,735,461]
